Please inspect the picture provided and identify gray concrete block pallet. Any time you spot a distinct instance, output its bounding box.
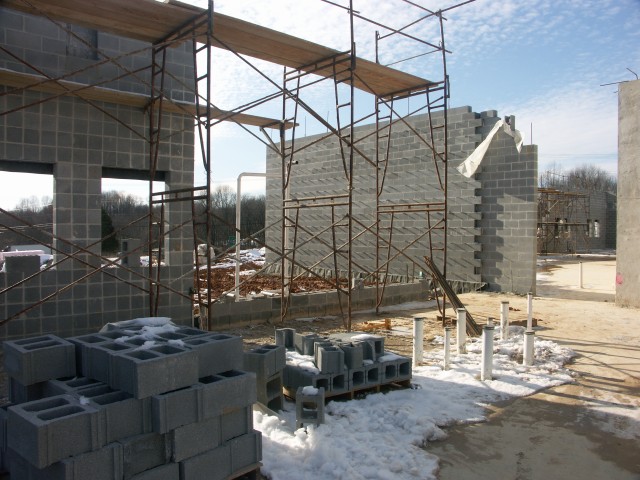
[1,325,261,479]
[279,328,412,401]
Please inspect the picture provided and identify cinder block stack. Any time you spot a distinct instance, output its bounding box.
[280,329,412,400]
[1,325,262,480]
[243,345,286,411]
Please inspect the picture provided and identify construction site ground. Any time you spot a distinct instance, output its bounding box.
[1,254,638,479]
[235,254,640,479]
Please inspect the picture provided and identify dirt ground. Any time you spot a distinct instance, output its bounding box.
[236,253,640,479]
[2,254,638,479]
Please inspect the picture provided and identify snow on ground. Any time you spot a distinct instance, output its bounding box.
[255,331,576,480]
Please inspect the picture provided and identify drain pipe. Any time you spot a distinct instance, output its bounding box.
[526,292,533,331]
[235,172,266,301]
[523,330,535,366]
[578,261,583,289]
[481,319,495,381]
[443,326,453,370]
[413,317,425,365]
[500,300,509,340]
[456,308,466,354]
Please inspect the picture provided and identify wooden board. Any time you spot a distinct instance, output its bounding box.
[3,0,435,98]
[0,68,286,129]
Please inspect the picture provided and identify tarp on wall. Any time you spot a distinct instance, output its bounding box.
[457,119,523,178]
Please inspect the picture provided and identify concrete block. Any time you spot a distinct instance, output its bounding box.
[151,385,200,434]
[274,328,295,349]
[3,335,76,386]
[339,342,364,369]
[179,443,230,480]
[347,367,366,390]
[315,346,344,375]
[329,372,348,394]
[295,386,325,429]
[282,365,330,392]
[182,333,243,377]
[380,357,398,383]
[243,344,286,379]
[110,344,199,399]
[256,371,283,411]
[364,363,381,386]
[43,377,103,397]
[19,442,124,480]
[76,384,152,443]
[8,377,45,404]
[293,332,320,356]
[119,432,171,480]
[171,416,221,462]
[198,370,257,419]
[396,356,412,382]
[67,334,113,377]
[220,406,252,443]
[129,462,179,480]
[88,341,138,384]
[0,407,7,472]
[229,430,262,473]
[7,395,103,468]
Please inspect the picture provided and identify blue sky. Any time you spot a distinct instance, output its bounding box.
[1,0,638,208]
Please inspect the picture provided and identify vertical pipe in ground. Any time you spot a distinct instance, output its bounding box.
[481,323,495,381]
[527,292,533,331]
[579,261,583,289]
[443,326,453,370]
[456,308,466,354]
[413,317,425,366]
[523,330,535,366]
[500,300,509,340]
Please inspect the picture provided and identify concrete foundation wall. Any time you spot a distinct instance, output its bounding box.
[0,9,195,340]
[616,79,640,308]
[266,107,537,295]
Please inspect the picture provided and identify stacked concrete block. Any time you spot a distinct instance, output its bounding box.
[1,324,261,479]
[278,328,412,399]
[295,386,325,429]
[275,328,295,349]
[243,345,286,412]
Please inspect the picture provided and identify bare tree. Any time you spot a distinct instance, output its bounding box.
[539,163,616,193]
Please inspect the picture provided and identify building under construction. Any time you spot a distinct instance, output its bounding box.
[0,0,537,342]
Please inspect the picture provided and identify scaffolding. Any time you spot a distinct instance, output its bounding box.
[537,188,592,255]
[0,0,474,332]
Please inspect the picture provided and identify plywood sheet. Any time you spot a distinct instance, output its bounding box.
[3,0,434,97]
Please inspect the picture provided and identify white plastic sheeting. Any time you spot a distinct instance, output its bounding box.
[456,119,524,178]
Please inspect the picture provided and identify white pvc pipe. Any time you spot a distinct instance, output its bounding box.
[456,308,466,354]
[413,317,425,366]
[526,292,533,331]
[523,330,535,366]
[579,261,583,289]
[443,326,453,370]
[481,324,495,381]
[500,301,509,341]
[235,172,266,301]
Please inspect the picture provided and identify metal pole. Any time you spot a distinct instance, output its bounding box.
[456,307,466,354]
[500,300,509,340]
[235,172,267,301]
[413,316,425,366]
[481,323,495,381]
[443,325,453,370]
[527,292,533,331]
[523,330,535,366]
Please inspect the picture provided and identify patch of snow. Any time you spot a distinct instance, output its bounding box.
[286,351,319,373]
[257,332,577,480]
[301,386,319,395]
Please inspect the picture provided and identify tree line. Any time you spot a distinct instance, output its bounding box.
[539,163,617,193]
[1,187,266,255]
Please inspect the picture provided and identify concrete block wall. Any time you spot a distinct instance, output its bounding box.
[265,106,538,295]
[0,8,196,341]
[474,113,537,294]
[1,325,261,478]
